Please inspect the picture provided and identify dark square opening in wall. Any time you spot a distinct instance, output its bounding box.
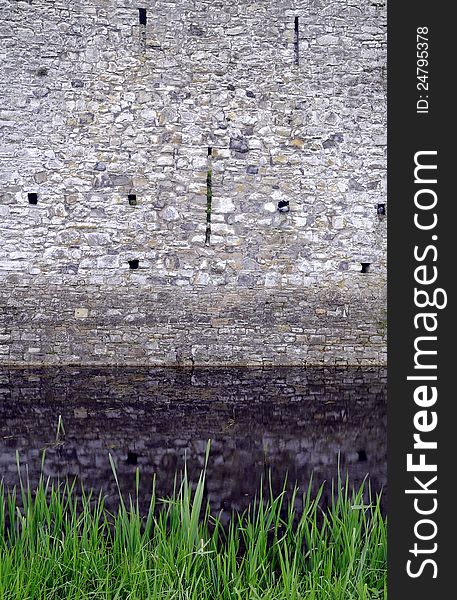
[126,451,138,465]
[377,203,386,215]
[128,259,140,270]
[128,194,137,206]
[138,8,147,25]
[28,193,38,205]
[361,262,371,273]
[278,200,290,213]
[357,449,367,462]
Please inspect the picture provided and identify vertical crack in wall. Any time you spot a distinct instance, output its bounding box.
[205,148,212,246]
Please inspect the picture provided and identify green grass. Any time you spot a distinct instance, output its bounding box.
[0,446,386,599]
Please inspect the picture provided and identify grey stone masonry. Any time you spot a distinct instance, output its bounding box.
[0,0,387,366]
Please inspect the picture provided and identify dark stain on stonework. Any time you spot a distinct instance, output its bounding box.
[189,24,204,36]
[229,137,249,153]
[349,178,365,191]
[322,133,344,149]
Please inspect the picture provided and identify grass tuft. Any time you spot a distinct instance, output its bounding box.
[0,444,386,599]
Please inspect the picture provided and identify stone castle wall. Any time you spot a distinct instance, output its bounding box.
[0,0,387,365]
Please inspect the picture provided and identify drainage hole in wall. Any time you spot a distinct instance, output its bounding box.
[128,259,140,270]
[138,8,147,25]
[278,200,290,213]
[377,203,386,215]
[360,262,371,273]
[28,193,38,205]
[128,194,137,206]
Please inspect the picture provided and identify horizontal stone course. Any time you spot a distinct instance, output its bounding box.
[0,279,386,365]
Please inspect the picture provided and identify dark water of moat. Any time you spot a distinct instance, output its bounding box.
[0,367,387,517]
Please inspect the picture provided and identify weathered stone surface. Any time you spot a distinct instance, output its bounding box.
[229,137,250,153]
[0,0,386,366]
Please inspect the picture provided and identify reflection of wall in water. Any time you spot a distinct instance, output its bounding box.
[0,368,387,515]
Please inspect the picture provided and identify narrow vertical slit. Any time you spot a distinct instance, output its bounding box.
[294,17,299,65]
[138,8,147,25]
[138,8,147,48]
[205,148,212,246]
